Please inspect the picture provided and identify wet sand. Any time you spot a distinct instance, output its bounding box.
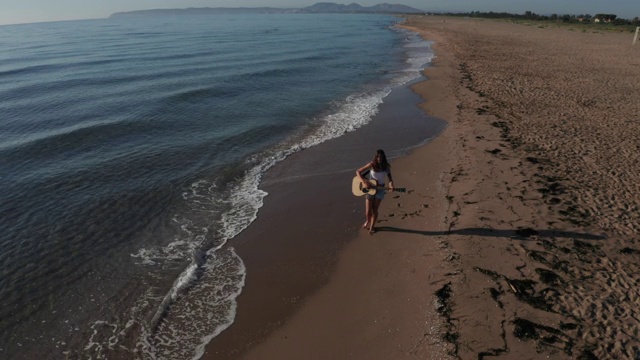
[204,16,640,359]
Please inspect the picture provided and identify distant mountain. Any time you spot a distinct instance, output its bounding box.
[302,2,423,14]
[302,2,367,13]
[109,3,424,18]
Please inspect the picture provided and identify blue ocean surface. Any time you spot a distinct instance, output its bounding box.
[0,13,434,359]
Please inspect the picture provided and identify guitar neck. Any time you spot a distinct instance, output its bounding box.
[376,186,405,192]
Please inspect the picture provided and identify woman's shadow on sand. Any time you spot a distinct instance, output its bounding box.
[375,226,606,241]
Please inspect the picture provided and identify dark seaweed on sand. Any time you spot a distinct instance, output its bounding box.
[435,282,461,358]
[535,268,564,286]
[617,247,640,255]
[513,318,576,355]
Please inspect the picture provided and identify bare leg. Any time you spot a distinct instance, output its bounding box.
[368,198,382,234]
[364,198,373,228]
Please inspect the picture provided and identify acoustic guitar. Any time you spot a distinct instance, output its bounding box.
[351,176,406,197]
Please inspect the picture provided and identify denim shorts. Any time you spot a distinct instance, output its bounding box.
[366,186,385,201]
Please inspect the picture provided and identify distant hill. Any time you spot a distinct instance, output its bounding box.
[109,2,424,18]
[302,2,423,14]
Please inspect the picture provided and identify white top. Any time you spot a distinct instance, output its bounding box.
[369,167,388,184]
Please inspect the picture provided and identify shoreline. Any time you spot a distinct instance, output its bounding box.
[205,15,640,359]
[232,63,458,358]
[218,19,461,359]
[202,31,449,358]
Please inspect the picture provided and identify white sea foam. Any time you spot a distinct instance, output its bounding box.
[299,90,390,148]
[100,156,266,359]
[136,248,246,359]
[389,27,436,87]
[219,164,268,244]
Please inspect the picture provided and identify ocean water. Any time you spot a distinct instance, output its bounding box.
[0,13,434,359]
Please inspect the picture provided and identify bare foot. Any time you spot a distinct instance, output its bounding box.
[368,227,376,234]
[362,221,369,229]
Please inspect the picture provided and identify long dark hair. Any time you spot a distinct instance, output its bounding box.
[371,149,390,172]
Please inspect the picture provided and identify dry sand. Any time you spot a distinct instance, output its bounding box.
[205,16,640,359]
[401,16,640,359]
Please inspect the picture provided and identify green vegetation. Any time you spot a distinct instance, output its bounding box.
[434,10,640,32]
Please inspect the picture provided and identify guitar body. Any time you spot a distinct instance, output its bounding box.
[351,176,406,197]
[352,176,378,196]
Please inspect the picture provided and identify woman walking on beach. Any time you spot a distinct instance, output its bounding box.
[356,149,394,234]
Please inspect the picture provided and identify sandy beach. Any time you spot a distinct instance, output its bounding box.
[204,16,640,359]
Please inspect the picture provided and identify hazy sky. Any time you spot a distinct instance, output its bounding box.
[1,0,638,26]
